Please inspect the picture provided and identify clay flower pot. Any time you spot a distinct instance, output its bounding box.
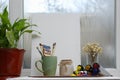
[0,48,25,77]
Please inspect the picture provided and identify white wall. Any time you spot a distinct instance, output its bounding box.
[30,13,81,76]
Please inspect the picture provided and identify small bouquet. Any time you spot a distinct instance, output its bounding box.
[82,42,102,64]
[82,42,102,54]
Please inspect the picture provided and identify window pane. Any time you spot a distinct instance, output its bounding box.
[24,0,115,68]
[24,0,113,13]
[80,0,115,68]
[0,0,9,12]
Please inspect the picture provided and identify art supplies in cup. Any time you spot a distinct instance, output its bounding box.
[38,43,56,56]
[35,43,57,76]
[35,56,57,76]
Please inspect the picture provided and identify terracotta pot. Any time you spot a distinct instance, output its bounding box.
[0,48,25,77]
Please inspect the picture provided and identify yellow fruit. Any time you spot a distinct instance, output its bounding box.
[77,66,82,71]
[71,74,76,76]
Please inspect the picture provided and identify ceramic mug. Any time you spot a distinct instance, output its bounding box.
[35,56,57,76]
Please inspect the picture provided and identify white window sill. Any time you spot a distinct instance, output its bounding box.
[21,68,120,76]
[105,68,120,77]
[7,68,120,80]
[7,76,120,80]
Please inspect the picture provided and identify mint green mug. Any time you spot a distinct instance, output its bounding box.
[35,56,57,76]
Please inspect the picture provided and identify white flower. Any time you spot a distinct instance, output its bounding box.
[82,42,102,54]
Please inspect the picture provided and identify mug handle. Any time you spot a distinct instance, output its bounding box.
[35,60,44,73]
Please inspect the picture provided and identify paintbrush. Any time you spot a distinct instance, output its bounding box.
[39,43,43,49]
[52,42,56,56]
[36,47,43,57]
[39,43,43,54]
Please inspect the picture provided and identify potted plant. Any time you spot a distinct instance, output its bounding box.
[0,7,39,78]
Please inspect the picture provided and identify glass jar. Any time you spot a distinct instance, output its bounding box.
[59,59,74,76]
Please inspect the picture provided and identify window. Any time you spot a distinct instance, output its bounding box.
[8,0,120,77]
[0,0,9,12]
[3,1,118,78]
[24,0,115,70]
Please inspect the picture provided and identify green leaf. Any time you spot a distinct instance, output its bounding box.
[1,7,11,27]
[0,37,10,48]
[20,30,33,36]
[21,24,37,32]
[24,30,33,33]
[12,19,27,31]
[20,30,33,37]
[6,31,16,48]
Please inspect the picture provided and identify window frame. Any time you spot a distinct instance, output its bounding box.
[9,0,120,76]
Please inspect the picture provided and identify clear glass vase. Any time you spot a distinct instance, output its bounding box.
[86,53,99,65]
